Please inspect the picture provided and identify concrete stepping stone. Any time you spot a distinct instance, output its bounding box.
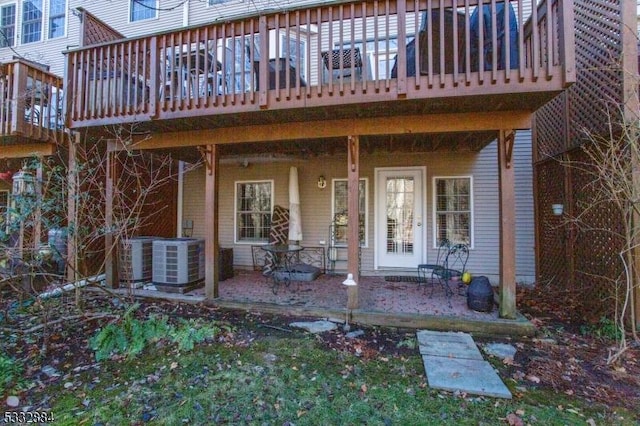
[422,355,512,399]
[417,330,512,399]
[416,330,483,360]
[289,320,337,333]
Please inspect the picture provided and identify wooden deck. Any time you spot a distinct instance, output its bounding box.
[65,0,575,137]
[0,60,65,158]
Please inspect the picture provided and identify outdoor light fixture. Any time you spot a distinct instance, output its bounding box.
[552,203,564,216]
[11,169,35,196]
[317,175,326,189]
[342,273,357,286]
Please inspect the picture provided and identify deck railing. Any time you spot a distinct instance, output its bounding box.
[65,0,574,128]
[0,60,65,143]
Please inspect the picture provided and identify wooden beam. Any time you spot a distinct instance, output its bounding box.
[34,162,42,249]
[498,129,516,319]
[67,133,78,282]
[104,140,119,288]
[129,111,532,150]
[347,135,359,310]
[204,144,219,299]
[0,143,55,159]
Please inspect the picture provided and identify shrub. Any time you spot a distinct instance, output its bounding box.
[0,352,23,395]
[89,304,223,361]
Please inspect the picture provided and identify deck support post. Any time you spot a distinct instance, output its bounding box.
[66,132,79,283]
[104,140,119,288]
[204,144,219,300]
[33,161,43,251]
[621,0,640,329]
[498,130,516,319]
[347,135,359,310]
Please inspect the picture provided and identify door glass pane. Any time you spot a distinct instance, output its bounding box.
[385,177,414,254]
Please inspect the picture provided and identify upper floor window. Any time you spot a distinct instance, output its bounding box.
[21,0,42,44]
[208,0,231,5]
[433,177,473,247]
[235,180,273,243]
[0,4,16,47]
[130,0,157,22]
[48,0,65,39]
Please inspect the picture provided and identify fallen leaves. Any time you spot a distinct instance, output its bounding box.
[525,375,540,384]
[505,412,524,426]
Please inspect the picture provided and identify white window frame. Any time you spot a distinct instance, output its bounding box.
[0,3,17,48]
[21,0,42,44]
[432,176,474,249]
[129,0,158,23]
[234,179,274,244]
[47,0,66,39]
[331,178,368,248]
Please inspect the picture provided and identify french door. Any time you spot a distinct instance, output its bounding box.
[375,167,425,268]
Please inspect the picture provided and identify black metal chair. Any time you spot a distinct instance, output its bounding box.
[417,239,450,293]
[434,243,469,303]
[418,240,469,306]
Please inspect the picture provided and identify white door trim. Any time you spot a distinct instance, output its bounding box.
[374,166,427,270]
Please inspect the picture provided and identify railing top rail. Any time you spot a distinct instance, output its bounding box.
[0,59,63,82]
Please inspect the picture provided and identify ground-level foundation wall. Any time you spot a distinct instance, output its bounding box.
[182,132,535,283]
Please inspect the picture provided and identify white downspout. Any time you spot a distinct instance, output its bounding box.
[177,160,185,237]
[182,0,190,27]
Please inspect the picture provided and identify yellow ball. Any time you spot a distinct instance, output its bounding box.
[462,272,472,284]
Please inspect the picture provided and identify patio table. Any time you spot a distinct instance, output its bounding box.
[261,244,303,293]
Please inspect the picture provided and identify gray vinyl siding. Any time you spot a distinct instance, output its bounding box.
[181,132,536,284]
[513,130,535,284]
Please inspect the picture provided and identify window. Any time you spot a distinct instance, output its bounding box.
[281,34,306,80]
[0,4,16,47]
[225,36,259,93]
[332,178,367,246]
[364,37,399,80]
[21,0,42,44]
[433,177,473,247]
[208,0,230,5]
[235,180,273,243]
[130,0,157,22]
[48,0,65,39]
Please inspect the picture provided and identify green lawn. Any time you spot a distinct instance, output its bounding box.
[44,330,631,426]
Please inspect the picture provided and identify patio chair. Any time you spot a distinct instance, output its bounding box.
[417,238,450,293]
[321,47,364,84]
[432,243,469,304]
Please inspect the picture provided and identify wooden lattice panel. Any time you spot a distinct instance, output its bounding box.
[535,159,568,287]
[569,148,624,321]
[568,0,622,146]
[535,93,566,161]
[535,0,622,157]
[80,9,125,47]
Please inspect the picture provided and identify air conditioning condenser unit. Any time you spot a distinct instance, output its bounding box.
[152,238,205,285]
